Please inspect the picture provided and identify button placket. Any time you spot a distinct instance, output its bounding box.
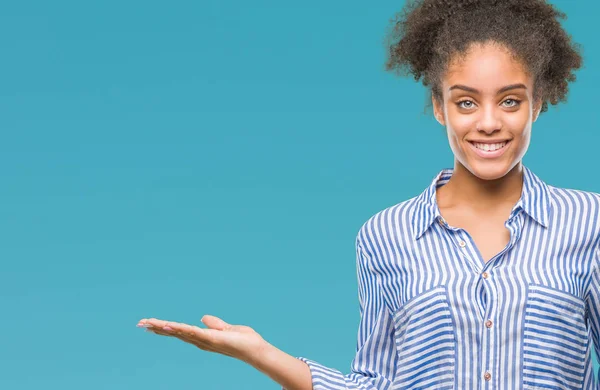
[480,270,497,389]
[453,231,481,272]
[456,230,470,252]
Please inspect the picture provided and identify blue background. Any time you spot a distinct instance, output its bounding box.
[1,0,598,388]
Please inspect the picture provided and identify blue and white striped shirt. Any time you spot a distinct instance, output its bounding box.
[296,166,600,390]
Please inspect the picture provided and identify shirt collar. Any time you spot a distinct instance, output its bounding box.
[412,165,552,240]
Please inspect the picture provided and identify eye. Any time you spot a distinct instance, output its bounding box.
[457,100,476,109]
[502,98,521,108]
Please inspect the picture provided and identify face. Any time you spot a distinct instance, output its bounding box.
[432,42,542,181]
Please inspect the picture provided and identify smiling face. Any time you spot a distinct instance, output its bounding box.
[433,42,542,181]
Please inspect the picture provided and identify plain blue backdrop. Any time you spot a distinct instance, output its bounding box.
[1,0,598,388]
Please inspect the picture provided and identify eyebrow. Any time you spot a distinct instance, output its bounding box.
[448,83,528,94]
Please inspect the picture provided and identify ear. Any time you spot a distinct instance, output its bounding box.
[532,99,542,122]
[432,94,446,126]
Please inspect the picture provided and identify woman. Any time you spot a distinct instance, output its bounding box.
[138,0,600,389]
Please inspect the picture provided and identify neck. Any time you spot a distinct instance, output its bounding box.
[437,161,524,210]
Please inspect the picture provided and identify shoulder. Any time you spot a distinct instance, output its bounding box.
[548,185,600,213]
[355,195,421,258]
[548,185,600,247]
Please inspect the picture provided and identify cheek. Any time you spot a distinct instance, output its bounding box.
[446,114,475,138]
[506,111,530,127]
[505,112,533,141]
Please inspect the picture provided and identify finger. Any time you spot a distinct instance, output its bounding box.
[145,326,216,353]
[166,322,233,351]
[138,317,171,330]
[137,318,152,328]
[140,318,188,333]
[139,319,230,350]
[145,326,178,337]
[201,315,231,331]
[155,324,222,354]
[140,320,185,337]
[165,322,214,344]
[145,323,236,358]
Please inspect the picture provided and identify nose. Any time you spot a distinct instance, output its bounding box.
[476,104,502,134]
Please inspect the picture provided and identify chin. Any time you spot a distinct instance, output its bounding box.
[465,160,516,181]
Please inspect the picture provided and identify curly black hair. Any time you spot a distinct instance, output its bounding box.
[385,0,583,113]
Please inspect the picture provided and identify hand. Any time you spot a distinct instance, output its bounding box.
[137,315,270,366]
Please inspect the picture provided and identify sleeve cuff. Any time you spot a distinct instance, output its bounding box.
[290,357,348,390]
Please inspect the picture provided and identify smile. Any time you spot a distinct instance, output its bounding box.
[467,140,511,159]
[471,141,508,152]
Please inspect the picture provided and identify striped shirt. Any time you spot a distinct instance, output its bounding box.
[295,166,600,390]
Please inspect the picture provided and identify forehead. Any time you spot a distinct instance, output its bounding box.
[444,42,532,91]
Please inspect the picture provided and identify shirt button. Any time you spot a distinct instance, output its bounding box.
[485,320,493,328]
[459,240,466,248]
[438,218,445,226]
[482,272,489,279]
[484,372,491,381]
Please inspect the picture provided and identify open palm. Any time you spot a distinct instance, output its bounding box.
[137,315,268,365]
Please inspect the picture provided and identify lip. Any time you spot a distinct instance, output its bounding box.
[468,140,511,144]
[468,140,511,159]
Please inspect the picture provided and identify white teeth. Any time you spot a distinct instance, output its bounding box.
[473,141,508,152]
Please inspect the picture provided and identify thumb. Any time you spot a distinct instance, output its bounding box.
[201,315,231,331]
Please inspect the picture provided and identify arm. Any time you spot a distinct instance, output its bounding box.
[281,238,398,390]
[137,238,398,390]
[585,237,600,388]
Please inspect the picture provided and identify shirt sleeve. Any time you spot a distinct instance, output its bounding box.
[289,237,398,390]
[585,237,600,386]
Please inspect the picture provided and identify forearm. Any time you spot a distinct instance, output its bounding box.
[248,342,313,390]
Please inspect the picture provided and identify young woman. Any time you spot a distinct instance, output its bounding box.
[138,0,600,389]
